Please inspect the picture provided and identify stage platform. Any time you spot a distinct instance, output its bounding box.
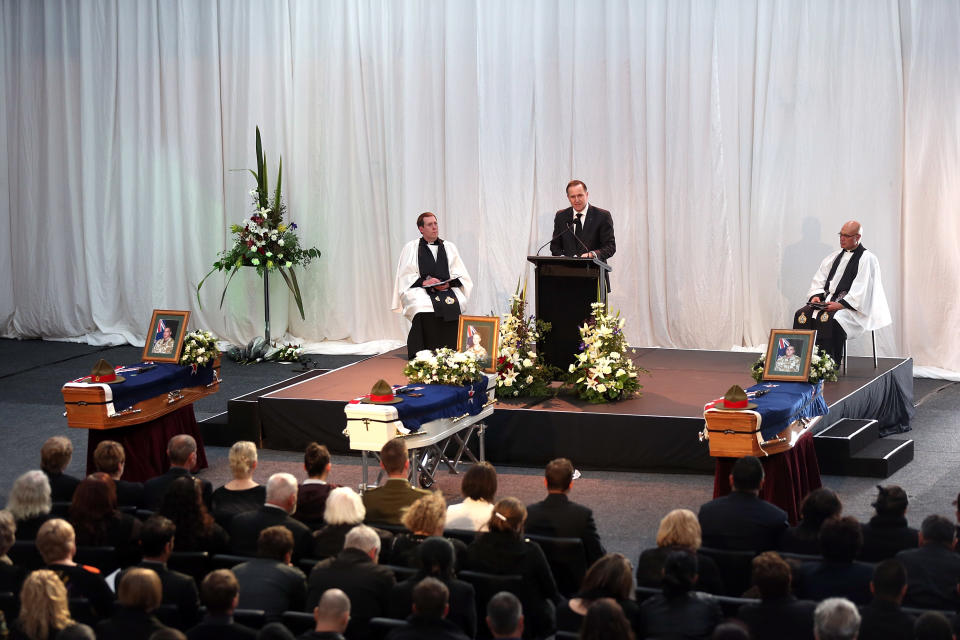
[230,348,914,474]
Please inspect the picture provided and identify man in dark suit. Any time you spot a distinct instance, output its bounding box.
[698,455,789,552]
[228,472,313,561]
[858,559,914,640]
[385,577,470,640]
[525,457,605,566]
[187,569,258,639]
[307,525,395,639]
[143,434,213,510]
[549,179,616,290]
[300,588,351,640]
[362,438,430,525]
[794,516,874,605]
[134,515,200,630]
[737,551,816,640]
[896,514,960,610]
[233,526,307,621]
[41,436,82,503]
[486,591,524,640]
[94,440,144,508]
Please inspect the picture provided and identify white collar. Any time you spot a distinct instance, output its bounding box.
[302,479,327,485]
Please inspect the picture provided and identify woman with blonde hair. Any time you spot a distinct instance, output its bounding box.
[6,470,53,540]
[0,510,24,593]
[211,441,265,527]
[11,569,74,640]
[394,492,467,568]
[464,497,562,638]
[635,508,724,594]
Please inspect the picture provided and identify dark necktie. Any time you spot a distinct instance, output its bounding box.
[574,213,583,238]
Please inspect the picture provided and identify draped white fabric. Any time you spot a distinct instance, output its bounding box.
[1,1,958,375]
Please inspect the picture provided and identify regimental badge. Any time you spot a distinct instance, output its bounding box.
[434,296,440,302]
[798,312,807,324]
[444,296,455,305]
[820,312,830,322]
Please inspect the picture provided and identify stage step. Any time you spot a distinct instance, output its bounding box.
[814,417,914,478]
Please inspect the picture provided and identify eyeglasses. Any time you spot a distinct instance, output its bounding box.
[837,233,859,239]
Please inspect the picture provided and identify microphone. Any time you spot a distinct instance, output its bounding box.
[536,222,575,256]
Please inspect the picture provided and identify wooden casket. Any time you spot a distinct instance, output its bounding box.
[702,408,821,458]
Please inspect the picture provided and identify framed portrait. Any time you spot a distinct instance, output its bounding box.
[457,315,500,374]
[142,309,190,363]
[762,329,817,381]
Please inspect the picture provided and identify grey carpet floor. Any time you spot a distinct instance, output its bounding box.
[1,337,958,562]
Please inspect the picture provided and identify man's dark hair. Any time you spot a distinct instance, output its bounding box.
[461,461,497,502]
[140,515,176,557]
[751,551,791,599]
[914,611,954,640]
[871,559,907,600]
[566,180,588,194]
[257,525,294,561]
[800,487,842,527]
[872,485,908,516]
[921,514,956,547]
[416,537,456,581]
[818,516,863,562]
[544,458,574,491]
[380,438,408,475]
[486,591,522,636]
[416,212,437,228]
[731,456,764,491]
[304,442,331,477]
[412,576,449,620]
[200,569,239,614]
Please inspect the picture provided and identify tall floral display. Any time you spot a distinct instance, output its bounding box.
[495,284,555,397]
[198,127,321,341]
[567,302,644,403]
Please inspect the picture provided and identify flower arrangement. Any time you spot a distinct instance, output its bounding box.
[751,345,838,384]
[567,302,644,403]
[496,284,555,397]
[404,348,484,386]
[273,343,303,363]
[179,330,220,368]
[197,127,321,319]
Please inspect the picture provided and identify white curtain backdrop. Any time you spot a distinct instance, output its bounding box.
[1,0,958,375]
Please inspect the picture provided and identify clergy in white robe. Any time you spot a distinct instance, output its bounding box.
[392,212,473,358]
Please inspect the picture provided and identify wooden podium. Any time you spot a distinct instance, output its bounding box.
[527,255,612,371]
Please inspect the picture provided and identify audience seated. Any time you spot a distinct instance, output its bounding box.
[229,473,312,561]
[211,441,266,528]
[915,611,955,640]
[158,477,230,554]
[389,537,476,638]
[464,497,561,639]
[133,515,201,630]
[393,493,466,569]
[698,455,788,552]
[859,484,919,562]
[69,472,142,566]
[813,597,860,640]
[582,598,636,640]
[778,488,842,555]
[306,525,395,640]
[233,526,307,622]
[300,587,350,640]
[40,436,81,503]
[556,553,640,636]
[485,591,524,640]
[636,508,724,595]
[186,569,257,640]
[10,569,76,640]
[524,458,605,567]
[96,568,170,640]
[445,461,497,532]
[36,518,114,619]
[857,558,914,640]
[294,443,340,530]
[385,577,470,640]
[736,551,816,640]
[143,435,213,511]
[896,513,960,610]
[639,551,721,640]
[0,509,25,594]
[794,516,873,605]
[93,440,144,508]
[7,470,53,540]
[312,487,393,560]
[362,438,431,526]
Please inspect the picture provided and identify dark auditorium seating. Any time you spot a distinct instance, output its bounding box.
[715,595,761,618]
[459,571,523,639]
[69,597,97,626]
[211,554,251,570]
[167,550,211,583]
[0,590,19,621]
[382,564,418,582]
[233,608,268,630]
[444,528,478,545]
[525,533,588,597]
[9,540,44,571]
[697,546,756,597]
[369,616,406,640]
[74,545,122,575]
[282,610,316,635]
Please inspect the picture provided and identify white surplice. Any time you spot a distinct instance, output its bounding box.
[391,238,473,322]
[806,248,891,340]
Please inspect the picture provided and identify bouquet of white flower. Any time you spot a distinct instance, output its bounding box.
[751,345,838,383]
[403,348,483,386]
[567,302,644,403]
[179,330,220,368]
[272,343,303,363]
[495,285,555,398]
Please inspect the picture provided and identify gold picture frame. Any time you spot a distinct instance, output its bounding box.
[762,328,817,381]
[457,315,500,374]
[142,309,190,363]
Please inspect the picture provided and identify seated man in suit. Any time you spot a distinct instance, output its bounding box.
[698,455,789,552]
[134,515,200,630]
[306,525,395,639]
[896,514,960,610]
[228,472,312,561]
[187,569,258,640]
[303,588,351,640]
[737,551,817,640]
[233,526,307,622]
[295,442,341,530]
[386,577,470,640]
[36,518,115,619]
[143,434,213,511]
[794,516,873,605]
[94,440,144,509]
[41,436,82,503]
[362,438,430,526]
[858,559,914,640]
[486,591,524,640]
[525,457,605,566]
